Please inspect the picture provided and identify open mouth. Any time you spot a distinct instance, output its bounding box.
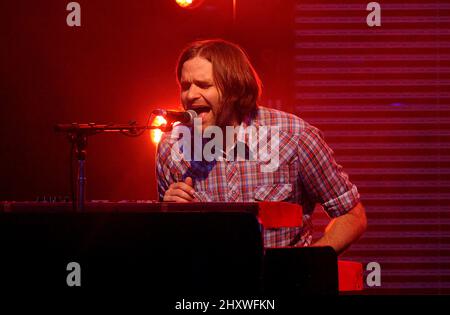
[191,105,211,115]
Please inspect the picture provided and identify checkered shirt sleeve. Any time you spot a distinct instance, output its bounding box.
[298,126,360,218]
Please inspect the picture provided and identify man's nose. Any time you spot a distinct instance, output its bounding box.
[186,84,201,101]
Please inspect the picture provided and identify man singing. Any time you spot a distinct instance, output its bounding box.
[156,39,366,254]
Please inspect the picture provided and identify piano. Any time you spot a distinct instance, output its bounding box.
[0,201,350,296]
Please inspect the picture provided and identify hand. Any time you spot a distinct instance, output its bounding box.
[163,177,196,202]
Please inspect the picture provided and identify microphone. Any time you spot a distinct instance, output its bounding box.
[152,109,197,125]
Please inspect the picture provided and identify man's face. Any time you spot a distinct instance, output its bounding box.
[180,56,221,130]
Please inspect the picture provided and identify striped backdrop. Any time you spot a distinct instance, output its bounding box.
[292,0,450,294]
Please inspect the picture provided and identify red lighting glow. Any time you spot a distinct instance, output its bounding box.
[176,0,193,7]
[175,0,205,9]
[150,115,167,144]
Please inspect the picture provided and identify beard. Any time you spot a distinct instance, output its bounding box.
[214,100,238,129]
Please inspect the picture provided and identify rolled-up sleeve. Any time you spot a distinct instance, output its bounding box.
[297,126,360,218]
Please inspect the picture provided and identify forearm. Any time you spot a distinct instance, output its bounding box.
[312,202,367,255]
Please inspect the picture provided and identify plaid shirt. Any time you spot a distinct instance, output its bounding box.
[156,106,360,248]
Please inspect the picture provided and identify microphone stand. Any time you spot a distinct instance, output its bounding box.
[55,122,165,212]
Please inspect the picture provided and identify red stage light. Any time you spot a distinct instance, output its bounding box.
[175,0,205,9]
